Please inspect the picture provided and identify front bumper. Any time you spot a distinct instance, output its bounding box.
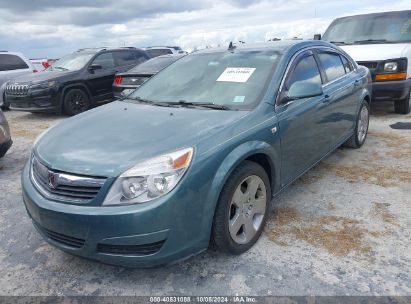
[0,138,12,158]
[372,78,411,102]
[21,162,210,267]
[7,87,60,113]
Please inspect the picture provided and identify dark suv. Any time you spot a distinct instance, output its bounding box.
[5,47,150,115]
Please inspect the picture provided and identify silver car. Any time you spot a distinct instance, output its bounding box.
[0,108,11,158]
[0,51,35,110]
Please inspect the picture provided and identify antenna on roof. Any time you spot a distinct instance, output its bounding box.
[228,41,236,50]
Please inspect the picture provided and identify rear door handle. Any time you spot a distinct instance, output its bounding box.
[354,79,361,87]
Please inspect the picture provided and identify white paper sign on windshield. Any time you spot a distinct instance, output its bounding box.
[217,67,256,83]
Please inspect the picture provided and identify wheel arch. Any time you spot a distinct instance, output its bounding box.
[200,140,280,244]
[60,83,93,113]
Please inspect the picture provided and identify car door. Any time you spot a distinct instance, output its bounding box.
[276,50,331,186]
[86,52,116,102]
[315,50,359,145]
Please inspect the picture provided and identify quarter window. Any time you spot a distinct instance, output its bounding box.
[340,55,353,73]
[92,53,115,69]
[318,52,346,83]
[286,55,322,89]
[0,54,29,71]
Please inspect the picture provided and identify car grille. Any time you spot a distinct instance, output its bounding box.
[31,156,106,203]
[357,61,378,70]
[34,222,85,248]
[5,83,29,95]
[97,240,165,255]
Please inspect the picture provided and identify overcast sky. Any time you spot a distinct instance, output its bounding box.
[0,0,410,58]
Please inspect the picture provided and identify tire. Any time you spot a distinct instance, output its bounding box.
[211,160,271,255]
[344,99,370,149]
[1,93,10,111]
[394,91,411,114]
[63,89,90,116]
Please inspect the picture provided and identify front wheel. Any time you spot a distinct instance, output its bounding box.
[344,99,370,149]
[211,161,271,254]
[63,89,90,116]
[394,91,411,114]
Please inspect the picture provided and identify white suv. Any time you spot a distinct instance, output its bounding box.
[144,46,187,58]
[0,51,36,110]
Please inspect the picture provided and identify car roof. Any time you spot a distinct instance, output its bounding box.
[332,9,411,21]
[75,47,145,54]
[0,51,26,57]
[145,46,182,50]
[193,40,335,54]
[155,54,185,59]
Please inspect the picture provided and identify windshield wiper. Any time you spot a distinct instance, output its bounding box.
[354,39,388,44]
[330,41,352,45]
[126,96,179,107]
[170,100,231,110]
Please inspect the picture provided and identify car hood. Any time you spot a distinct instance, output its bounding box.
[9,70,77,85]
[339,44,409,61]
[35,101,248,177]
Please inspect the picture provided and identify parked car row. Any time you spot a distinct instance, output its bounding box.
[4,47,151,115]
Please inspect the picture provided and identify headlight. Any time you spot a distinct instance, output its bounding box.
[384,62,398,72]
[29,81,59,89]
[103,147,194,206]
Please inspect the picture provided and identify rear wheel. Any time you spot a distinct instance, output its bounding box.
[394,91,411,114]
[63,89,90,116]
[211,161,271,254]
[344,99,370,149]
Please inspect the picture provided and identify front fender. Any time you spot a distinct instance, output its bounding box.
[199,139,280,244]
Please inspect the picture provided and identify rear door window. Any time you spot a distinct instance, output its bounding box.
[0,54,29,71]
[114,51,136,66]
[286,54,322,89]
[92,52,115,69]
[318,52,346,83]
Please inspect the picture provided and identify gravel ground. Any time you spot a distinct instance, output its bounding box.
[0,101,410,296]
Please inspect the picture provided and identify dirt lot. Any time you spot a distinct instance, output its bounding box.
[0,102,410,296]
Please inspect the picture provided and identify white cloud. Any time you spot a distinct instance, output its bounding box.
[0,0,410,57]
[109,24,128,34]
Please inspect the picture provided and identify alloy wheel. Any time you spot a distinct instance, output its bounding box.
[228,175,267,244]
[357,104,369,143]
[69,92,87,114]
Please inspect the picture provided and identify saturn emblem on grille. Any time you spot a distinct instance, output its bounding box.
[48,172,59,189]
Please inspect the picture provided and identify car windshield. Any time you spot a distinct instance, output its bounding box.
[48,52,94,71]
[128,56,181,74]
[128,50,282,110]
[323,11,411,44]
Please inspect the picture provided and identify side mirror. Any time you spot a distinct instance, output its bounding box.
[89,64,102,72]
[286,81,323,101]
[313,34,322,40]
